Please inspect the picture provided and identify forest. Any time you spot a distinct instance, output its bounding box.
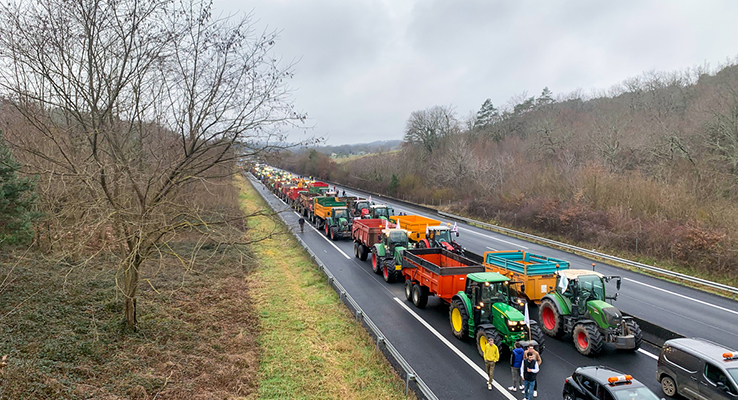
[274,62,738,282]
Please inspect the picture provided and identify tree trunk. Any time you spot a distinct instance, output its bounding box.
[123,258,140,331]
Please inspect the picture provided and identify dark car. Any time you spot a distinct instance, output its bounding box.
[564,366,662,400]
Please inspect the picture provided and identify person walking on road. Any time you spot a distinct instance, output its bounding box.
[483,339,499,390]
[521,352,539,400]
[524,344,542,397]
[298,217,305,233]
[508,342,525,392]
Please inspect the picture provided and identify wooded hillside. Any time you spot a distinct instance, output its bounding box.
[275,62,738,281]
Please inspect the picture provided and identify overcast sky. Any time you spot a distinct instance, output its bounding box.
[213,0,738,146]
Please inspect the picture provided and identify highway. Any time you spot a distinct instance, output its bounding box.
[249,173,738,400]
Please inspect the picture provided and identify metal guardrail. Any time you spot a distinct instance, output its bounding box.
[249,173,438,400]
[438,211,738,298]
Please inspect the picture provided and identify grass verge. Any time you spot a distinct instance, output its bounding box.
[235,174,414,400]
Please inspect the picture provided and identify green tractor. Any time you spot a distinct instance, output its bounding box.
[371,228,408,283]
[368,204,394,220]
[324,207,352,240]
[450,272,545,357]
[538,269,642,356]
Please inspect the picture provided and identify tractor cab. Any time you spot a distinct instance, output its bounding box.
[331,207,350,224]
[382,228,409,255]
[428,226,453,244]
[370,205,394,220]
[465,273,528,334]
[555,269,622,318]
[353,199,372,218]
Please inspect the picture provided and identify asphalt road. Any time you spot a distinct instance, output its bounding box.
[249,174,738,400]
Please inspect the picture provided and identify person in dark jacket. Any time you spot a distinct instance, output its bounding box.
[508,342,525,392]
[298,217,305,233]
[521,353,539,400]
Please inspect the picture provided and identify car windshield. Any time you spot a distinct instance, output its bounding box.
[611,386,661,400]
[728,368,738,386]
[334,209,347,219]
[577,275,605,301]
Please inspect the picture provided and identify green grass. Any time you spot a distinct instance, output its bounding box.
[236,175,414,400]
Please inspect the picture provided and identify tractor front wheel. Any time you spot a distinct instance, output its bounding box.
[539,299,564,338]
[382,260,395,283]
[449,299,469,341]
[529,323,546,355]
[475,327,502,357]
[572,323,604,356]
[371,249,381,274]
[624,319,643,351]
[412,284,428,308]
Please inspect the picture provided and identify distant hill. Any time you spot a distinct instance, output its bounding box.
[294,140,402,156]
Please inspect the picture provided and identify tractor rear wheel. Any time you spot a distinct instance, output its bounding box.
[404,280,413,301]
[624,319,643,351]
[371,249,381,274]
[382,260,395,283]
[330,227,337,241]
[539,299,564,338]
[529,323,546,355]
[572,323,604,356]
[412,284,428,308]
[449,299,469,341]
[359,245,368,261]
[475,327,502,357]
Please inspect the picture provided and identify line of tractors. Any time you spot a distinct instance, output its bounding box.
[251,164,643,361]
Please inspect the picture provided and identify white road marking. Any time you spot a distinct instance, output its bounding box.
[393,298,518,400]
[638,348,659,360]
[624,278,738,316]
[486,246,498,251]
[293,211,351,259]
[462,228,529,249]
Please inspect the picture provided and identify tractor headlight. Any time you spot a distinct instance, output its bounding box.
[507,320,518,326]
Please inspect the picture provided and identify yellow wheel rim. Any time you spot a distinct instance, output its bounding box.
[480,335,488,349]
[452,308,462,332]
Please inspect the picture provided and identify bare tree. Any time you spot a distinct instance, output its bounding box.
[403,105,459,154]
[0,0,305,330]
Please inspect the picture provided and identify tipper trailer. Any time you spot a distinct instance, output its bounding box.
[400,248,544,357]
[482,250,570,304]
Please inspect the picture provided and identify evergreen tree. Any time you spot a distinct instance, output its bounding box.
[536,87,554,107]
[474,98,499,128]
[0,130,40,245]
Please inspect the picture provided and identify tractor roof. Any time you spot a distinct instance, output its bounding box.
[382,228,408,235]
[558,269,604,279]
[467,272,509,283]
[427,225,450,231]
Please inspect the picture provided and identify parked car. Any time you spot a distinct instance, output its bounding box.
[657,337,738,399]
[564,366,661,400]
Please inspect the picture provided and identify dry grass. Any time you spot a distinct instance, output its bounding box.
[235,174,414,400]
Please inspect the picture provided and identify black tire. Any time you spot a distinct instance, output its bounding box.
[449,298,469,340]
[412,284,428,308]
[404,280,413,301]
[625,318,643,351]
[371,249,381,274]
[475,326,502,357]
[563,393,575,400]
[529,322,546,355]
[572,323,604,356]
[539,299,564,338]
[660,375,677,397]
[353,242,359,258]
[382,260,395,283]
[330,227,337,241]
[359,244,368,261]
